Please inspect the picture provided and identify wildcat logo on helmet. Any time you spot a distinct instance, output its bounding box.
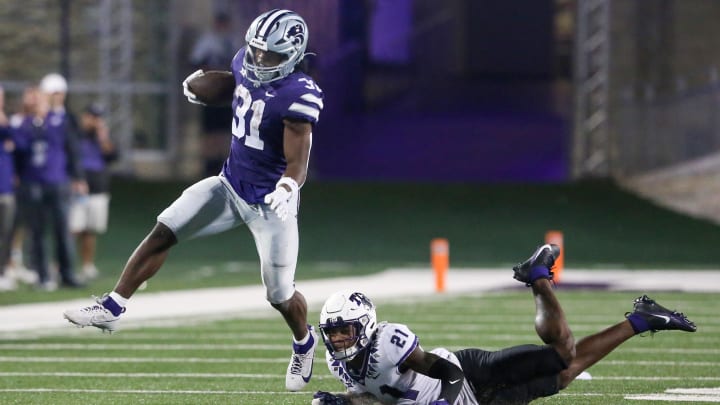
[286,23,305,46]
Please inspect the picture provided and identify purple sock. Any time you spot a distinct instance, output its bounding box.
[626,313,650,334]
[529,266,550,283]
[102,296,124,317]
[293,329,315,354]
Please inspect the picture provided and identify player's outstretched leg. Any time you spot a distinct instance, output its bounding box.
[273,290,318,391]
[513,244,575,364]
[558,294,696,388]
[63,222,177,332]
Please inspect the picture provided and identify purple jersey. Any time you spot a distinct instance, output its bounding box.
[12,110,81,185]
[221,48,324,204]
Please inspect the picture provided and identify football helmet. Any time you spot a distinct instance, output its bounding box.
[319,290,378,361]
[243,9,308,85]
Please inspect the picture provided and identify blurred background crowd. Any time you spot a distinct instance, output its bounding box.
[2,0,720,292]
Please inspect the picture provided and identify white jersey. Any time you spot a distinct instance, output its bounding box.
[324,322,478,405]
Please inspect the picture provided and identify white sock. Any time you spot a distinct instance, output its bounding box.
[109,291,129,308]
[294,329,311,345]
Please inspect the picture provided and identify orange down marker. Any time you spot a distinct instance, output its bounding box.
[431,238,449,292]
[545,230,564,283]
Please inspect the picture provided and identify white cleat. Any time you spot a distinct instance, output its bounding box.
[63,295,123,333]
[286,326,318,391]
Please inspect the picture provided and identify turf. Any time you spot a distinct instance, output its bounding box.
[2,179,720,306]
[0,289,715,404]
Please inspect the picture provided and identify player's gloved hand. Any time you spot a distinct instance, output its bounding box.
[264,177,299,221]
[430,400,450,405]
[182,69,206,105]
[312,391,348,405]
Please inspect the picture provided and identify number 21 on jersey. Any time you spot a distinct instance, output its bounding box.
[231,84,265,150]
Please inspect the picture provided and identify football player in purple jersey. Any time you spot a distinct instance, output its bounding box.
[64,9,324,391]
[313,245,696,405]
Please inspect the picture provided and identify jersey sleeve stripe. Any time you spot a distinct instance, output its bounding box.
[288,102,320,120]
[300,93,324,109]
[396,335,419,366]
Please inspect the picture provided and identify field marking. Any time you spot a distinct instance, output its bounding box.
[0,388,306,395]
[625,394,720,402]
[603,360,718,366]
[0,371,335,379]
[668,388,720,394]
[4,342,719,353]
[0,371,718,382]
[0,343,289,350]
[0,356,287,363]
[620,348,720,355]
[591,376,720,381]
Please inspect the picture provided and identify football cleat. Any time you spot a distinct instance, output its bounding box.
[63,294,124,333]
[626,295,697,333]
[512,244,561,286]
[286,325,318,391]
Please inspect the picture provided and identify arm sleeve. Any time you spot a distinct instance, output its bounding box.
[426,357,465,405]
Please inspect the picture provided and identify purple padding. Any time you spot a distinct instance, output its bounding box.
[312,110,567,182]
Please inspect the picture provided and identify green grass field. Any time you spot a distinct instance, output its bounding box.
[1,180,719,403]
[3,179,720,306]
[0,289,716,404]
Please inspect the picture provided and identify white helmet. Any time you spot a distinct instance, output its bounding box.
[243,9,308,85]
[319,290,378,361]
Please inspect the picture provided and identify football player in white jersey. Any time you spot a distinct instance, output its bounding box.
[64,9,323,391]
[313,245,696,405]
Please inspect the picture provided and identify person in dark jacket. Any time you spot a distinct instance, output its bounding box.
[69,102,117,281]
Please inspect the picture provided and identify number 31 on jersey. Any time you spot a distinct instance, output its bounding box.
[231,84,265,150]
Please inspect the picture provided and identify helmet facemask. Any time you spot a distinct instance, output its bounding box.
[320,315,373,361]
[319,290,378,361]
[243,46,293,84]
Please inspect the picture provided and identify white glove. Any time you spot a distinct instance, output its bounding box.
[182,69,206,105]
[264,177,299,221]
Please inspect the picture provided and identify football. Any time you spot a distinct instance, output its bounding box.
[186,70,235,106]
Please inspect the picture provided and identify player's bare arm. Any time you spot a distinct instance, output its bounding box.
[281,118,312,187]
[402,346,465,404]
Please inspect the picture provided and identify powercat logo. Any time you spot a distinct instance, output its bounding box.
[286,23,305,47]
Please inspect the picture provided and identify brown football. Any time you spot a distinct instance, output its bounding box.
[187,70,235,106]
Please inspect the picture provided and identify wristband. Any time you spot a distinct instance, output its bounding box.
[276,176,299,195]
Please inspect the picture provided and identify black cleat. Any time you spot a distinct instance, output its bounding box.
[626,295,697,333]
[512,244,561,286]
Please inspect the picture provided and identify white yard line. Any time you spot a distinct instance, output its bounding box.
[1,269,718,336]
[0,388,307,395]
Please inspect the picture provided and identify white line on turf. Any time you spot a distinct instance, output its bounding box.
[0,372,718,381]
[0,388,308,395]
[1,269,719,335]
[2,343,717,355]
[0,372,336,379]
[0,356,717,369]
[625,394,720,402]
[0,356,286,363]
